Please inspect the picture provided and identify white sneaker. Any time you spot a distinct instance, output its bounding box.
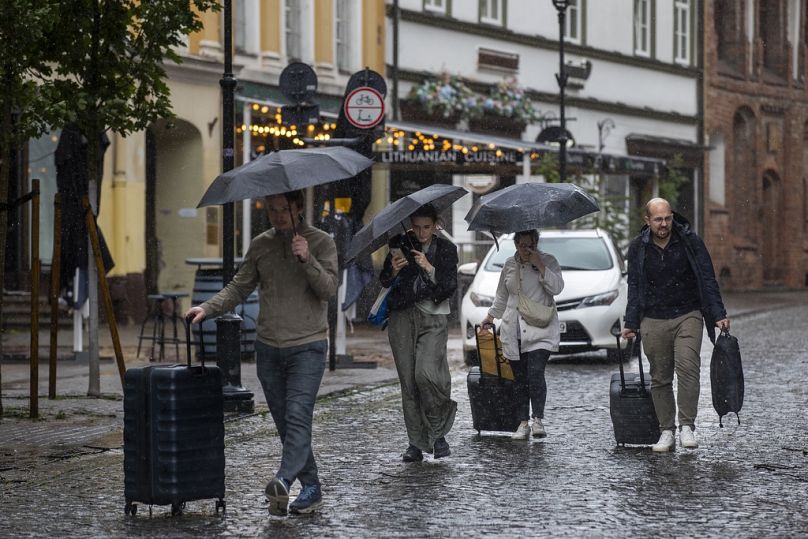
[652,430,675,452]
[511,421,530,440]
[679,425,699,449]
[531,418,546,438]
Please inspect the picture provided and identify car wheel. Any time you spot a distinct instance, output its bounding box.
[606,347,625,363]
[464,349,479,367]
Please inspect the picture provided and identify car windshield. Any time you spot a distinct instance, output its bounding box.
[484,236,614,271]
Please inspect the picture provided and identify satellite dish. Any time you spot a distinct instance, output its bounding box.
[279,62,318,104]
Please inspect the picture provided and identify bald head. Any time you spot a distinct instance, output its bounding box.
[645,198,672,217]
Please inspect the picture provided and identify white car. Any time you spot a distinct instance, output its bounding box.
[459,229,628,365]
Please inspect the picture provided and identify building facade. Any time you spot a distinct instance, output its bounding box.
[702,0,808,290]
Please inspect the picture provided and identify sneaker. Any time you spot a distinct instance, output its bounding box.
[511,421,530,440]
[289,483,323,515]
[680,425,699,449]
[652,430,676,452]
[531,418,546,438]
[433,437,451,458]
[265,476,290,516]
[402,445,423,462]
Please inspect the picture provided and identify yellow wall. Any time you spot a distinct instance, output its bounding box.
[189,3,221,55]
[362,0,386,73]
[315,0,334,65]
[261,0,281,54]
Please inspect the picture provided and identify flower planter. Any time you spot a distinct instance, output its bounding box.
[399,100,461,127]
[468,112,526,139]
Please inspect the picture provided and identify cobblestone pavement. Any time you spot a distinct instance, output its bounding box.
[1,303,807,537]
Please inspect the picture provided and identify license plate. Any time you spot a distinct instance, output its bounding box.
[559,322,567,333]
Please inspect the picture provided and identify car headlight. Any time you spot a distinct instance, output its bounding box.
[579,289,619,308]
[470,291,494,307]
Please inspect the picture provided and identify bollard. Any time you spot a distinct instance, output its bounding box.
[215,313,254,413]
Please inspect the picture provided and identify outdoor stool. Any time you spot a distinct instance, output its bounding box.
[136,292,189,361]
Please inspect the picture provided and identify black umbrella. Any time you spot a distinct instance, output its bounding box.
[465,182,599,234]
[346,184,468,263]
[196,146,374,208]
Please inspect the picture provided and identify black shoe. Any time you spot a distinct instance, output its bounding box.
[433,437,450,459]
[265,476,290,516]
[402,445,423,462]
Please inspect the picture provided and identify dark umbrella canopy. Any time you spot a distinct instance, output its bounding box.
[197,146,374,208]
[465,182,599,233]
[346,184,468,263]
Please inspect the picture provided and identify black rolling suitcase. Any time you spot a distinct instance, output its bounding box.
[467,324,522,434]
[123,317,225,516]
[609,333,660,446]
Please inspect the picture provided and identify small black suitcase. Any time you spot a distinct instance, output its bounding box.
[609,334,660,446]
[123,317,225,516]
[467,324,522,434]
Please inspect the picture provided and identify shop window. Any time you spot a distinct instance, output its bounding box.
[758,0,788,79]
[284,0,302,61]
[479,0,505,26]
[673,0,691,65]
[732,108,757,242]
[714,0,744,73]
[424,0,448,16]
[564,0,583,45]
[634,0,654,58]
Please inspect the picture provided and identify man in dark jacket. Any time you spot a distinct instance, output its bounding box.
[622,198,729,452]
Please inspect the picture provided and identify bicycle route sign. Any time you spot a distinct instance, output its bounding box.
[343,87,385,129]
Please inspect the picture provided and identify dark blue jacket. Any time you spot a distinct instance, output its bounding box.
[624,213,727,343]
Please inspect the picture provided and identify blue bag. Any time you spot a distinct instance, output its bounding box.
[368,280,397,328]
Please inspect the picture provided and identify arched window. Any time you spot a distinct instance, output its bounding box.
[708,130,726,205]
[732,108,756,241]
[714,0,744,73]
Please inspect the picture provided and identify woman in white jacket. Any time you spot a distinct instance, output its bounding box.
[482,230,564,439]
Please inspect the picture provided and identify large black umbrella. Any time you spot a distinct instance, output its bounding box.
[346,184,468,263]
[196,146,374,208]
[465,182,599,233]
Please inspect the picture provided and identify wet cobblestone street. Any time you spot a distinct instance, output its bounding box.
[1,303,806,538]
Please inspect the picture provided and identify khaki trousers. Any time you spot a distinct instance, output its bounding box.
[388,307,457,453]
[639,311,704,431]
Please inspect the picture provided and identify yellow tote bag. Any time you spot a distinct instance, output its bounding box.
[475,324,514,380]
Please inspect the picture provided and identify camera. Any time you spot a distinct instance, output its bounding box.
[389,232,421,264]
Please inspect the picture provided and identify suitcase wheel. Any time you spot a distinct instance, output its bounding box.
[216,499,226,514]
[124,501,137,516]
[171,502,185,516]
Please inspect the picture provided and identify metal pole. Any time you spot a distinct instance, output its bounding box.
[392,0,400,121]
[219,0,253,413]
[49,194,61,399]
[29,180,40,418]
[554,0,569,183]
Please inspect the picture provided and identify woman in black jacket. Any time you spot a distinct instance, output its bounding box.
[379,204,458,463]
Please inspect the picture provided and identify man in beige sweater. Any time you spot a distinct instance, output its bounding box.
[186,190,338,516]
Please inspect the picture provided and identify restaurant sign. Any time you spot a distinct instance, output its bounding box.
[380,149,520,165]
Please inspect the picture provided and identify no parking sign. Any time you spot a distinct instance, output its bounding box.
[343,87,385,129]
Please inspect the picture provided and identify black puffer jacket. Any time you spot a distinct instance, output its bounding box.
[379,235,458,312]
[624,213,727,343]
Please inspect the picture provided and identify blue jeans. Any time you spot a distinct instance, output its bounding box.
[510,348,550,421]
[255,339,326,487]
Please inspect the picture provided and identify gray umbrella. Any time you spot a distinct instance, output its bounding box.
[346,184,468,263]
[465,182,599,233]
[196,146,374,208]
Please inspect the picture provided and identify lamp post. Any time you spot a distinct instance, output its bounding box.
[218,0,254,413]
[552,0,570,182]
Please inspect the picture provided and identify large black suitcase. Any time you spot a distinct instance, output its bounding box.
[609,334,660,446]
[123,317,225,516]
[467,324,521,434]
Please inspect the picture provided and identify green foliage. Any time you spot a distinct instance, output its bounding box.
[658,153,688,208]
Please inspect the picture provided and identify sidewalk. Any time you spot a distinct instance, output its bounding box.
[1,288,806,449]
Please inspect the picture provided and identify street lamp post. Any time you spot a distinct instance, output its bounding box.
[552,0,570,182]
[218,0,253,413]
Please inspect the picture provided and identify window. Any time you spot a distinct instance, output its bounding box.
[235,0,247,52]
[714,0,744,71]
[634,0,653,57]
[674,0,690,65]
[479,0,504,26]
[335,0,351,72]
[564,0,582,44]
[759,0,787,78]
[424,0,447,15]
[284,0,301,61]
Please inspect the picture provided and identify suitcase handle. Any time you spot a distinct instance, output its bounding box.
[185,314,205,368]
[614,332,646,392]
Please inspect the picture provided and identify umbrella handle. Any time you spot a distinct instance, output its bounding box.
[288,206,305,263]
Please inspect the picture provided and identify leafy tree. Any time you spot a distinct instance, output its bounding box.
[0,0,63,416]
